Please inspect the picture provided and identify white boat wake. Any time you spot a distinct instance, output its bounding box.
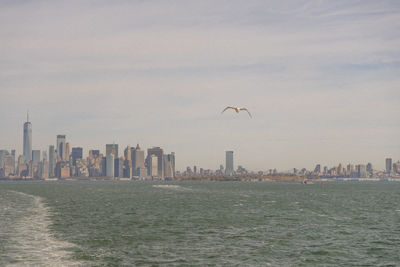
[0,191,82,266]
[152,184,191,191]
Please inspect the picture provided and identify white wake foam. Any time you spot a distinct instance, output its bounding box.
[152,184,190,191]
[4,191,82,266]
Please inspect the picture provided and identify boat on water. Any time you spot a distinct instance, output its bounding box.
[301,180,314,184]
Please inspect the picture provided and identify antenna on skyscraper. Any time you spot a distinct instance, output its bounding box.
[27,110,29,122]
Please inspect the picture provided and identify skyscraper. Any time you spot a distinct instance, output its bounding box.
[49,145,56,177]
[366,163,373,174]
[170,152,175,177]
[23,112,32,162]
[71,147,83,166]
[149,155,158,178]
[106,144,118,158]
[40,159,49,179]
[132,144,146,178]
[164,153,175,179]
[123,146,132,178]
[65,142,70,164]
[114,157,124,178]
[386,158,392,173]
[56,135,66,161]
[225,151,234,176]
[314,164,321,173]
[89,150,100,159]
[357,164,367,178]
[32,150,41,166]
[11,150,16,174]
[0,150,9,170]
[393,162,400,174]
[347,164,354,174]
[106,154,114,177]
[132,144,145,174]
[147,147,164,179]
[124,146,131,161]
[3,154,14,177]
[101,156,107,176]
[337,163,344,176]
[17,155,27,177]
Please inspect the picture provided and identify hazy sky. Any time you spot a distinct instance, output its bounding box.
[1,0,399,171]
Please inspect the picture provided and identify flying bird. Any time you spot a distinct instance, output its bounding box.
[221,106,252,118]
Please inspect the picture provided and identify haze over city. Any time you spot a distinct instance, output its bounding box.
[1,0,399,171]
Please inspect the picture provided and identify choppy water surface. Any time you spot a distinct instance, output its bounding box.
[1,181,399,266]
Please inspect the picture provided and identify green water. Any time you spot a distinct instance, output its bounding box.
[1,181,400,266]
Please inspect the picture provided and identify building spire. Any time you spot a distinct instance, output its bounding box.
[27,110,29,122]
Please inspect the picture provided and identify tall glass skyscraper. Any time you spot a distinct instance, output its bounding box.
[386,158,392,173]
[225,151,234,176]
[49,145,56,177]
[164,152,175,179]
[56,135,66,161]
[71,147,83,166]
[32,150,41,166]
[147,147,164,179]
[23,112,32,162]
[106,154,115,177]
[106,144,119,158]
[132,144,146,177]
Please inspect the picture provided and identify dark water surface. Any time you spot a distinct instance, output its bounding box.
[1,181,399,266]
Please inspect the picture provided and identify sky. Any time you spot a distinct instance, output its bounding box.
[1,0,399,171]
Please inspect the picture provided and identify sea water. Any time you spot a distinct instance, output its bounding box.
[1,181,399,266]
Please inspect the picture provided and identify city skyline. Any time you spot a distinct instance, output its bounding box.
[0,113,399,180]
[1,1,399,170]
[0,115,398,174]
[0,115,179,179]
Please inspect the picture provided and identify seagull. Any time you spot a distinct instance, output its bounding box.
[221,106,252,118]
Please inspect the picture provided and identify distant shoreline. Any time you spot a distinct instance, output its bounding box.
[1,176,400,182]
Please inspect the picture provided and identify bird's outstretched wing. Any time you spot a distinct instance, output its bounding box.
[221,106,235,114]
[239,108,252,118]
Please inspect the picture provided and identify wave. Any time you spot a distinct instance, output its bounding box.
[1,191,82,266]
[152,184,190,191]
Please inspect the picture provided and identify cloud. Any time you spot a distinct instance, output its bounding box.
[0,0,399,170]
